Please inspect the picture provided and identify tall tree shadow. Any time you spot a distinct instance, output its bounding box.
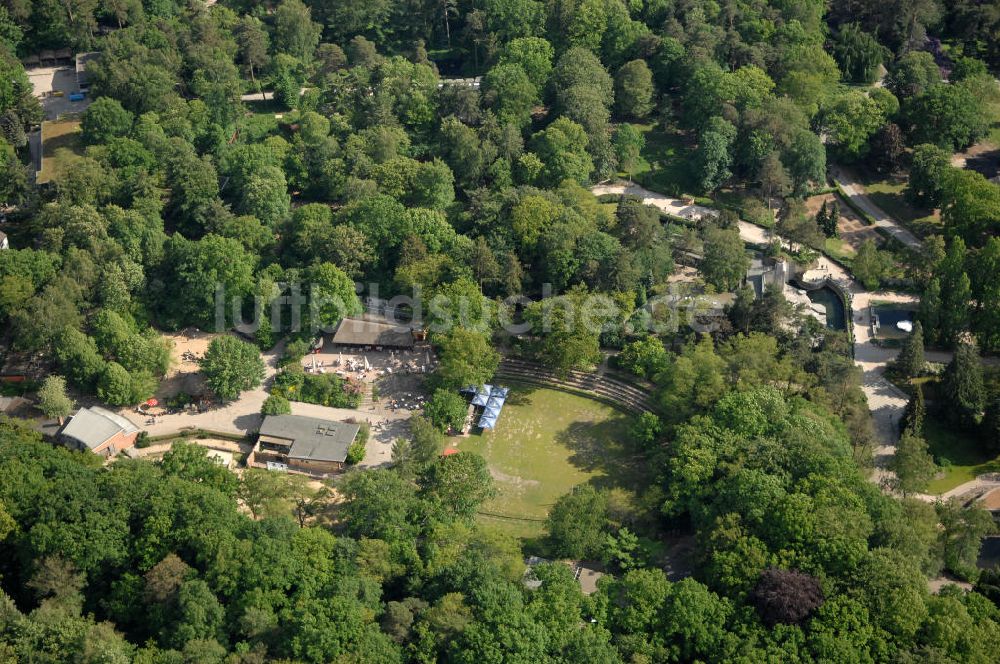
[553,416,648,491]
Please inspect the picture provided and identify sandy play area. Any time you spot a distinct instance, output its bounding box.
[155,328,220,400]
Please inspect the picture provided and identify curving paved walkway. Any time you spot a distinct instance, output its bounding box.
[592,183,913,489]
[595,181,1000,502]
[829,166,922,250]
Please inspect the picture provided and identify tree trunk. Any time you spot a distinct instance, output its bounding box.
[249,60,264,100]
[443,1,451,46]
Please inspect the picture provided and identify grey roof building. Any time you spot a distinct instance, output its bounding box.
[59,406,140,456]
[258,414,360,464]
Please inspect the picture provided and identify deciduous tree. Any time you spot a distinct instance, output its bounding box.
[497,36,553,88]
[612,124,644,182]
[482,63,537,128]
[524,285,604,374]
[424,388,468,432]
[750,568,824,627]
[889,429,936,496]
[694,117,737,192]
[546,484,609,559]
[529,117,594,186]
[419,452,495,519]
[700,225,749,291]
[273,0,321,61]
[904,81,991,151]
[199,335,266,402]
[614,60,654,119]
[81,97,133,145]
[908,143,951,207]
[37,375,74,423]
[832,23,886,84]
[434,328,499,390]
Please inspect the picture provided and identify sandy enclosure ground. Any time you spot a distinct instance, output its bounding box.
[133,437,251,459]
[155,329,219,399]
[804,193,880,251]
[27,66,92,119]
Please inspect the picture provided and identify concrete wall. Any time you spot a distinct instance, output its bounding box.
[289,457,343,474]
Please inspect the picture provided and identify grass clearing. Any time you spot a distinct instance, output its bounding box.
[37,120,84,184]
[890,374,999,494]
[824,237,856,264]
[622,123,693,197]
[925,415,1000,494]
[454,386,638,538]
[854,170,940,237]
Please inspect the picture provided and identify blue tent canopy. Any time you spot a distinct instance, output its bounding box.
[460,385,477,394]
[466,383,509,430]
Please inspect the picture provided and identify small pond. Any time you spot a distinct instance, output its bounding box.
[872,306,916,340]
[806,286,847,331]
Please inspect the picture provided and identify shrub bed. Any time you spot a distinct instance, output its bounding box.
[271,367,363,409]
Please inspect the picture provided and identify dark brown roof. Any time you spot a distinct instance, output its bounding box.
[331,316,414,348]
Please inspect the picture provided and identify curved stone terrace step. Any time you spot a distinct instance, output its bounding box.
[494,372,651,416]
[494,362,657,415]
[496,366,654,408]
[496,370,652,408]
[497,362,647,395]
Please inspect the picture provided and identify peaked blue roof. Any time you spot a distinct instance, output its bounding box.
[469,383,508,429]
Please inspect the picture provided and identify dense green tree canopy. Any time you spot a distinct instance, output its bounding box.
[2,4,1000,661]
[199,335,266,401]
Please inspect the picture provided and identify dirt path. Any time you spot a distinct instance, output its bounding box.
[592,182,716,221]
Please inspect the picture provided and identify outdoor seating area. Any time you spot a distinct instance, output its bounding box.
[303,343,437,384]
[387,391,426,412]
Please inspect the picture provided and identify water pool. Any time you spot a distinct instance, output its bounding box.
[807,286,847,330]
[872,306,916,339]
